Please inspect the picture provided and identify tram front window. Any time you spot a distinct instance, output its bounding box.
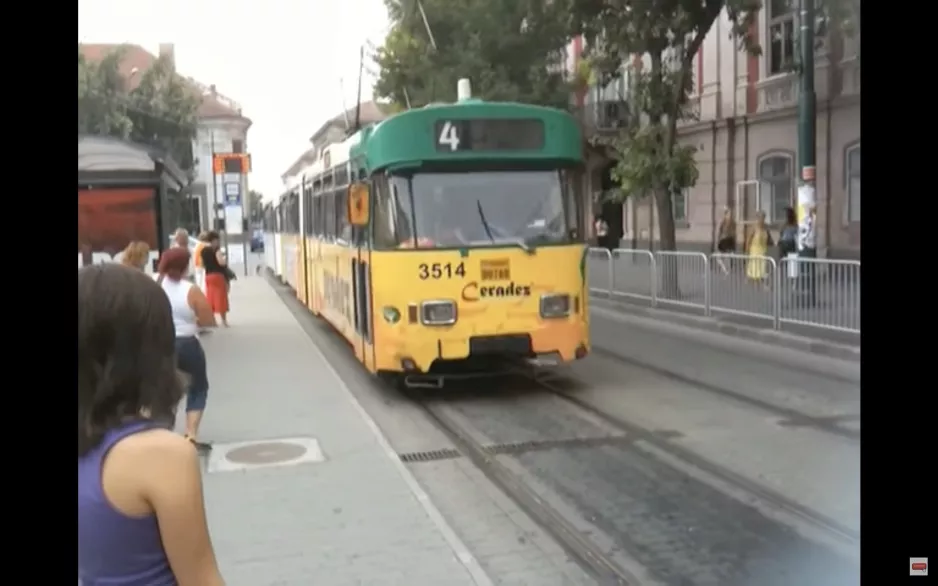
[402,170,577,249]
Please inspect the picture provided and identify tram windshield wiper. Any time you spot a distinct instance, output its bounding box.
[476,199,496,244]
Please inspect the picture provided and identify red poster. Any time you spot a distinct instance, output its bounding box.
[78,188,158,268]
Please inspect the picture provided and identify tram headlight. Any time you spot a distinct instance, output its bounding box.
[421,300,457,326]
[540,293,571,318]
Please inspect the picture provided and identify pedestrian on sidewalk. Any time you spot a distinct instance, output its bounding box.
[172,227,189,249]
[157,247,217,449]
[193,231,208,293]
[745,211,773,290]
[79,263,225,586]
[119,241,150,272]
[200,230,231,327]
[715,207,736,275]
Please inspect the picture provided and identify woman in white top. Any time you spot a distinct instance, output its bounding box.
[156,247,217,449]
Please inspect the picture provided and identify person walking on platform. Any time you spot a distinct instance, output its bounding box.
[79,263,225,586]
[120,241,150,272]
[157,247,217,449]
[172,227,190,249]
[200,231,231,327]
[193,231,209,293]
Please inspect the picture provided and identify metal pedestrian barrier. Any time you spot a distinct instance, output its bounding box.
[587,247,861,335]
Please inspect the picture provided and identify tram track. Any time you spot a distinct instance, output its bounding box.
[411,389,639,586]
[271,274,859,585]
[527,370,861,545]
[407,371,860,586]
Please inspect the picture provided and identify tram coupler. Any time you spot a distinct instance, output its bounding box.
[404,375,445,389]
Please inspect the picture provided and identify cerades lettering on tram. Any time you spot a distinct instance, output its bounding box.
[461,281,532,302]
[418,262,466,280]
[323,271,352,321]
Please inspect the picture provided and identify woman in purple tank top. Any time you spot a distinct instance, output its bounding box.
[78,264,225,586]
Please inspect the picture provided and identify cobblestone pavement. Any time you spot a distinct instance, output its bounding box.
[420,305,860,585]
[188,276,491,586]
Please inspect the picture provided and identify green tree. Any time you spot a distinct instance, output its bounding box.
[126,54,201,171]
[567,0,858,295]
[374,0,572,109]
[78,45,200,172]
[78,47,133,138]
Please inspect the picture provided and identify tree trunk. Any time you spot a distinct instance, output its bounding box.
[649,51,681,299]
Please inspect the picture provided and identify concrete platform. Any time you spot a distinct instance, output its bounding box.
[190,276,492,586]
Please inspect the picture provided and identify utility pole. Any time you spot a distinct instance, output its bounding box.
[796,0,818,303]
[209,131,230,260]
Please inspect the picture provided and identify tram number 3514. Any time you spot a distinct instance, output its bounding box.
[418,262,466,280]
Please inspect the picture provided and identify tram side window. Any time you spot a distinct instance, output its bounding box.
[335,188,351,242]
[323,193,335,239]
[292,195,300,234]
[309,189,316,235]
[318,194,326,237]
[311,195,320,236]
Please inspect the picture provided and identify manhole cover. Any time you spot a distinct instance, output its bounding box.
[226,441,307,465]
[206,437,325,473]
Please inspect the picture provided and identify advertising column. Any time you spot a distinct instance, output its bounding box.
[212,153,252,274]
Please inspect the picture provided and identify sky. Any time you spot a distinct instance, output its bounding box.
[78,0,390,202]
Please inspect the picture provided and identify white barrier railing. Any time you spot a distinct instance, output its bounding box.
[589,247,861,335]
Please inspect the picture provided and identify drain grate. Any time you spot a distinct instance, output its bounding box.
[399,448,462,463]
[484,435,633,455]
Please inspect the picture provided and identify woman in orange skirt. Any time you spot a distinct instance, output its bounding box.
[199,231,230,327]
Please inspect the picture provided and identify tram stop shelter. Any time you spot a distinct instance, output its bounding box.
[78,135,191,268]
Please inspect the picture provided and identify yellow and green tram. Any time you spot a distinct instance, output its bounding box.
[272,81,590,387]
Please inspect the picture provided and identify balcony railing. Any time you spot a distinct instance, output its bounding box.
[576,100,630,138]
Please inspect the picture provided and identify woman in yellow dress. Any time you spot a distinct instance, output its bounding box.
[745,211,773,285]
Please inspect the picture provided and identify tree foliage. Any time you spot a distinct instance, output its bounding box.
[374,0,572,108]
[568,0,858,259]
[78,45,200,171]
[569,0,761,259]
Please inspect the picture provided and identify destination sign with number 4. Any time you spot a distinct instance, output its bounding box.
[434,119,545,152]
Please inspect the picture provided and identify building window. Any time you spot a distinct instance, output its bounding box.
[757,154,793,222]
[672,188,688,223]
[768,0,796,75]
[232,139,244,154]
[846,143,860,222]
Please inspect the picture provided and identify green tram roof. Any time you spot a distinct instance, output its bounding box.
[350,101,583,173]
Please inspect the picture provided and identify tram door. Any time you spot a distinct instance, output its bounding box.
[296,187,309,307]
[349,179,375,372]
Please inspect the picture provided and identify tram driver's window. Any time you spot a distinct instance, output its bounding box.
[389,179,415,247]
[372,177,398,249]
